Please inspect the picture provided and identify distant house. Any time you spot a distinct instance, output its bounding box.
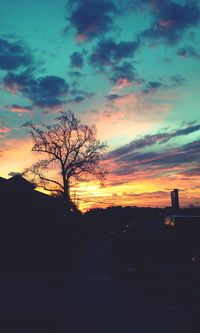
[0,175,64,223]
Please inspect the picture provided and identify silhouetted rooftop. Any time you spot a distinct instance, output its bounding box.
[0,174,65,223]
[0,176,7,184]
[7,175,36,191]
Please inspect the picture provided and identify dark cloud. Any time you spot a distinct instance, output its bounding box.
[69,70,86,78]
[66,96,85,104]
[30,75,69,108]
[37,76,68,99]
[105,123,200,160]
[141,1,200,44]
[132,191,169,198]
[173,124,200,136]
[3,69,33,92]
[170,75,185,87]
[110,62,138,84]
[177,46,200,60]
[143,81,164,94]
[0,39,32,71]
[112,164,138,176]
[146,140,200,167]
[8,172,21,177]
[117,151,158,164]
[89,39,139,67]
[106,94,121,101]
[70,52,84,68]
[88,38,140,84]
[66,0,117,40]
[142,75,185,93]
[141,76,185,93]
[70,89,95,99]
[3,71,69,108]
[147,82,163,89]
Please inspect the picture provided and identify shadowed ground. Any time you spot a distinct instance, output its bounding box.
[0,237,199,332]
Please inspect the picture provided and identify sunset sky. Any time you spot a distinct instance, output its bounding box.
[0,0,199,211]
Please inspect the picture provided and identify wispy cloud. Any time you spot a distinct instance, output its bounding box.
[70,51,84,68]
[103,122,200,188]
[105,123,200,160]
[177,46,200,60]
[0,125,10,134]
[9,104,32,113]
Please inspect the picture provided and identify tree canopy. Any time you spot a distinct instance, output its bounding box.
[23,110,108,212]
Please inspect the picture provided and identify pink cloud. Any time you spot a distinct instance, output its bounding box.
[76,23,99,43]
[0,126,10,133]
[11,105,32,113]
[116,78,132,87]
[5,86,18,94]
[41,104,64,115]
[82,90,172,142]
[76,34,88,43]
[112,93,138,110]
[112,78,133,92]
[159,20,174,28]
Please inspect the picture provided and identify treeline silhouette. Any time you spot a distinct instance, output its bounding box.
[84,205,200,278]
[84,205,200,237]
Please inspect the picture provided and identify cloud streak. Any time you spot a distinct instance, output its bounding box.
[102,123,200,189]
[9,104,32,113]
[105,123,200,160]
[0,125,10,134]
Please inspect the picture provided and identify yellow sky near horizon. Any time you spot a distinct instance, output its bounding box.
[0,135,199,212]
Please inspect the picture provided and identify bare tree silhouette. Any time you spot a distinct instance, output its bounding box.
[23,110,108,212]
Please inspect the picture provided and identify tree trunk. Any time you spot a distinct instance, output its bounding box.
[63,178,77,214]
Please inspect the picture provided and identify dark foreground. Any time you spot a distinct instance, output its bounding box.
[0,237,199,333]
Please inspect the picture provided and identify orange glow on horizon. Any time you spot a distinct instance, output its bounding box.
[1,137,199,213]
[68,175,200,212]
[0,138,37,178]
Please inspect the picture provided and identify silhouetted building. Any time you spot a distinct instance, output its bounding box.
[171,188,179,209]
[0,175,64,223]
[0,175,71,276]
